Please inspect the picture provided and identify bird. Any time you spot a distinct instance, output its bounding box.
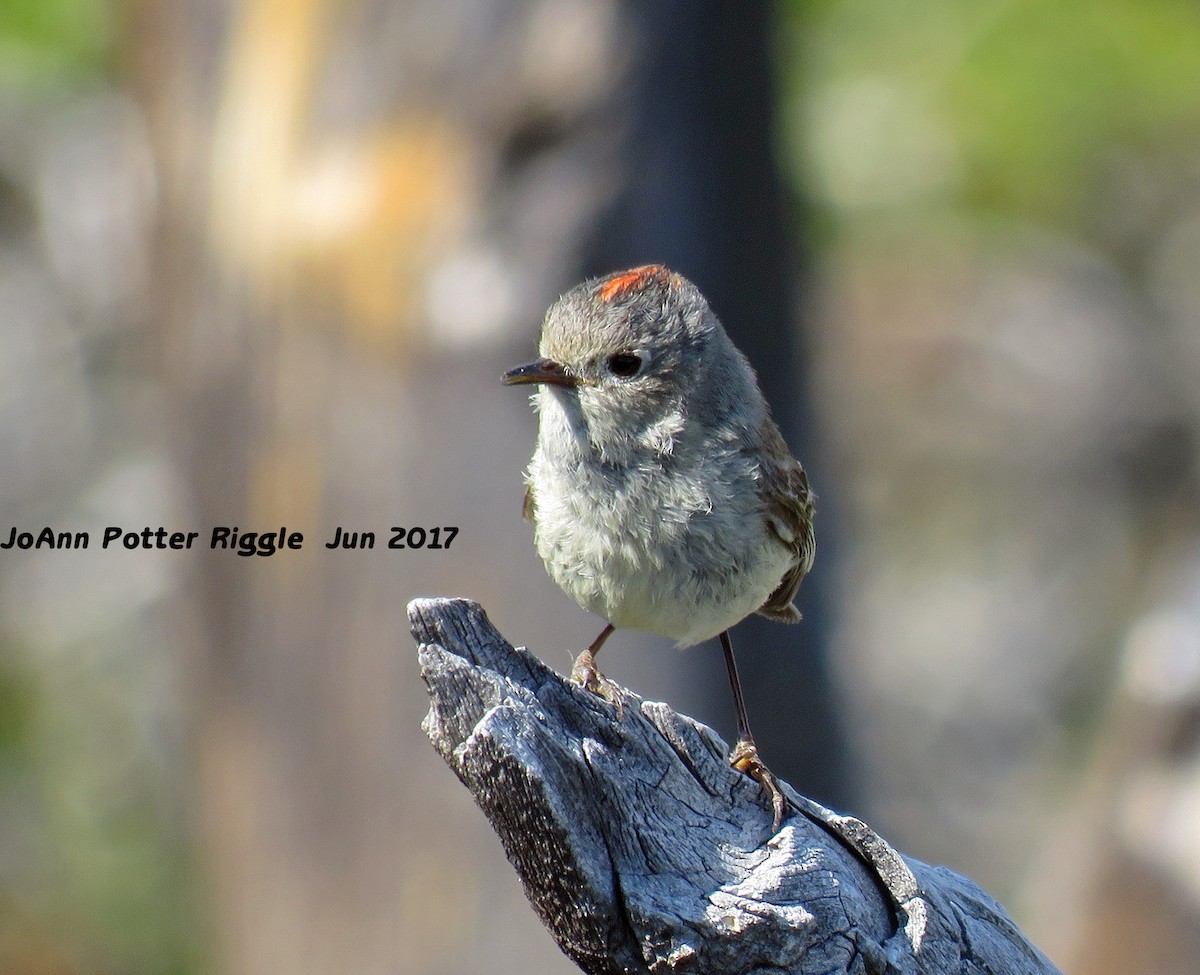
[503,264,815,829]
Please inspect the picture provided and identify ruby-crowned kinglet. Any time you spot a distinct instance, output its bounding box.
[504,265,815,829]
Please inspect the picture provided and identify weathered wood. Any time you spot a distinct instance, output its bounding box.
[410,597,1061,975]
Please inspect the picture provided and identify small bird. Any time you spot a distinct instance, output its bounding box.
[503,265,815,829]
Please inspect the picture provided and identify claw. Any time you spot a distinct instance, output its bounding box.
[570,648,624,713]
[730,738,791,832]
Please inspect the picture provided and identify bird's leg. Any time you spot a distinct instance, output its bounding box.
[721,630,791,831]
[570,623,623,708]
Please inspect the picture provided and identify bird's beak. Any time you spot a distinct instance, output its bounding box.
[502,358,577,388]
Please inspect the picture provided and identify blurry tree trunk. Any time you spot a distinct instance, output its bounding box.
[584,1,851,811]
[126,2,601,973]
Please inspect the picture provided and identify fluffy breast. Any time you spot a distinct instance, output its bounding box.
[527,438,793,647]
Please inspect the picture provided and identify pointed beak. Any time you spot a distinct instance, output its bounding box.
[502,358,577,388]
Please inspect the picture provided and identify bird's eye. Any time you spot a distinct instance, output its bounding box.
[606,352,644,378]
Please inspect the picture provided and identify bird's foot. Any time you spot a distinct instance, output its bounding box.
[570,648,624,713]
[730,737,791,832]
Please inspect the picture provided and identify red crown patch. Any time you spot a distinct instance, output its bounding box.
[596,265,671,303]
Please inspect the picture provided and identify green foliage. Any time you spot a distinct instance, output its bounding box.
[0,650,34,759]
[950,0,1200,222]
[0,639,203,975]
[781,0,1200,236]
[0,0,113,87]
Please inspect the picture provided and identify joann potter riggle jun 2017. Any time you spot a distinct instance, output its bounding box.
[0,525,459,555]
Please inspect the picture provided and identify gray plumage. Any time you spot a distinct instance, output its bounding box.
[508,265,815,649]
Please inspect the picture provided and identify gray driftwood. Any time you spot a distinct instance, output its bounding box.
[410,597,1061,975]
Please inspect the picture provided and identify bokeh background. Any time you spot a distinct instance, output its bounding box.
[3,1,1200,973]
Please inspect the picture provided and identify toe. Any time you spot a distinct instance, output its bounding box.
[728,740,792,831]
[569,654,624,714]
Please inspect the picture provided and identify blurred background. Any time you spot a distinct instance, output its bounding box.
[2,0,1200,972]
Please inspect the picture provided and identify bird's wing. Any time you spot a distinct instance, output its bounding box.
[754,417,815,623]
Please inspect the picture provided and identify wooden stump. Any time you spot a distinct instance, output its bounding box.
[411,597,1061,975]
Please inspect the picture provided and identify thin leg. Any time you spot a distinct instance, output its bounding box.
[720,630,755,745]
[720,630,790,831]
[587,623,616,658]
[570,623,622,708]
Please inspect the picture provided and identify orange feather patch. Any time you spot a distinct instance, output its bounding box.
[596,265,669,302]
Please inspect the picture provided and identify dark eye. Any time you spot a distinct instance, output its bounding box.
[606,352,644,378]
